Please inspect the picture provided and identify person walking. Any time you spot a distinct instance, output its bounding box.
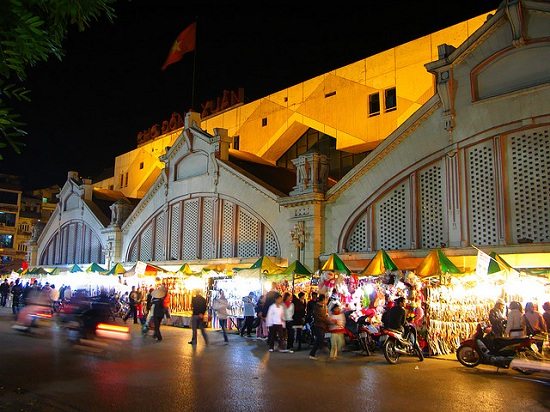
[309,294,329,360]
[543,302,550,333]
[11,279,23,316]
[189,289,209,345]
[240,296,255,337]
[151,284,168,342]
[488,298,506,338]
[213,290,229,344]
[505,301,525,338]
[255,295,268,339]
[292,292,307,351]
[523,301,546,335]
[266,293,292,353]
[328,304,346,359]
[123,286,139,324]
[282,292,295,350]
[0,278,9,307]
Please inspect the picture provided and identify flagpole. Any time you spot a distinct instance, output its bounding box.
[191,18,198,111]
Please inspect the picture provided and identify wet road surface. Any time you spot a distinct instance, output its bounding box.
[0,310,548,412]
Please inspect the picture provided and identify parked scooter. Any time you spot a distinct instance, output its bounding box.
[456,322,541,372]
[344,310,379,355]
[380,322,424,364]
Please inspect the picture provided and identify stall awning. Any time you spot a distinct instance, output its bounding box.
[416,249,462,278]
[86,263,106,273]
[279,260,312,280]
[321,253,351,275]
[360,249,399,277]
[248,256,283,274]
[104,263,127,276]
[69,264,83,273]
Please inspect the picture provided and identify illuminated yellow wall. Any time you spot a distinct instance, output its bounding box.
[97,13,490,198]
[94,129,181,198]
[202,14,489,162]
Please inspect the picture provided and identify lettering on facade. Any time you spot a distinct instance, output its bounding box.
[201,88,244,119]
[136,112,184,146]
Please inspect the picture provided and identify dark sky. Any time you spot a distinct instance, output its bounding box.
[0,0,502,190]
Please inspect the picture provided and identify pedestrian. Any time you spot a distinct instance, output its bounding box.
[523,302,546,336]
[240,296,255,337]
[505,301,525,338]
[266,293,292,353]
[0,278,9,307]
[543,302,550,333]
[123,286,139,324]
[328,304,346,359]
[309,294,330,360]
[282,292,295,350]
[142,287,155,336]
[255,295,268,339]
[11,279,23,316]
[213,289,229,344]
[292,292,307,351]
[189,289,209,345]
[63,285,72,302]
[305,291,318,326]
[488,298,506,338]
[50,284,60,312]
[151,284,167,342]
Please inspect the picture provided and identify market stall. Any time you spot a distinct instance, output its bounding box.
[422,249,550,355]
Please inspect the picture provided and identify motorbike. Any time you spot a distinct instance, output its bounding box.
[344,310,379,355]
[456,322,541,372]
[380,322,424,364]
[59,296,129,345]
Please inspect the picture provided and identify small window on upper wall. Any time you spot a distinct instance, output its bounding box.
[139,162,144,170]
[368,92,380,116]
[262,117,268,127]
[233,136,240,150]
[385,87,397,111]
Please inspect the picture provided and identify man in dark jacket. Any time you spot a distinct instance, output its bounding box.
[293,292,307,351]
[383,297,407,332]
[189,289,209,345]
[0,279,9,306]
[309,294,329,360]
[305,291,318,325]
[11,279,23,315]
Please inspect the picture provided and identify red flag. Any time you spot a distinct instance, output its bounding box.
[162,22,196,70]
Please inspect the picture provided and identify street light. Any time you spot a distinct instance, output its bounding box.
[290,221,305,261]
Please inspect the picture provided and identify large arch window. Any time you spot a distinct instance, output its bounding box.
[39,221,104,265]
[127,195,279,262]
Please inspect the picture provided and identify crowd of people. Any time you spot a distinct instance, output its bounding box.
[488,298,549,352]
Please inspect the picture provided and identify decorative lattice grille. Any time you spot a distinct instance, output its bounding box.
[221,202,234,258]
[66,224,76,263]
[509,128,550,243]
[90,233,103,264]
[467,141,498,245]
[74,223,83,264]
[129,241,138,263]
[347,216,368,252]
[237,208,259,257]
[47,235,56,265]
[201,198,215,259]
[170,203,181,260]
[264,229,278,256]
[419,163,445,248]
[375,183,410,250]
[154,213,165,261]
[182,199,199,260]
[140,223,153,262]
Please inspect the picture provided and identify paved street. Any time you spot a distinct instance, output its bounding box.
[0,309,548,412]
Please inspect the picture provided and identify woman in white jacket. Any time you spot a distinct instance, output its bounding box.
[266,293,292,353]
[213,290,229,343]
[505,301,525,338]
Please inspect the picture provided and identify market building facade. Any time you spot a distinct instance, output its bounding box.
[32,0,550,275]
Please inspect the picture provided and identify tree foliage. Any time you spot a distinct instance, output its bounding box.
[0,0,116,159]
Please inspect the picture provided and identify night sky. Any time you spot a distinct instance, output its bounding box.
[0,0,502,190]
